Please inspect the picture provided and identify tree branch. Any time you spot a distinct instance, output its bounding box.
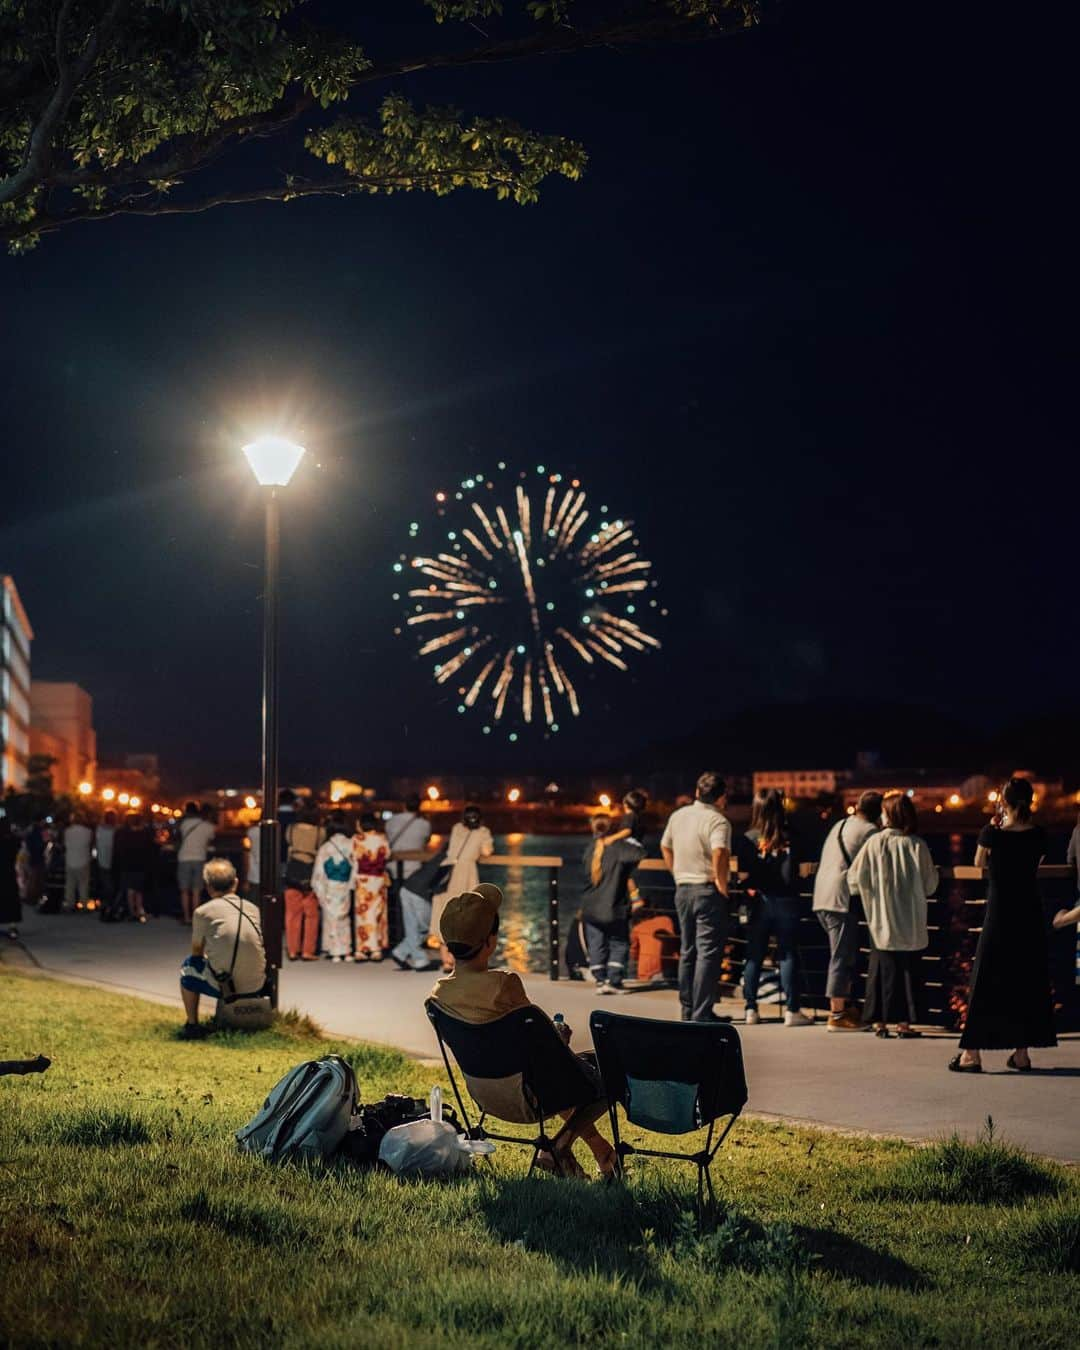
[35,7,742,199]
[0,0,127,207]
[2,168,529,242]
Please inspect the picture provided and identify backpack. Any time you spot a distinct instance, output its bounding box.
[235,1055,358,1163]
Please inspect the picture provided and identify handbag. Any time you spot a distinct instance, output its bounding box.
[284,823,318,890]
[212,898,274,1030]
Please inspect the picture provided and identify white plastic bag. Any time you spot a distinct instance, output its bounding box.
[378,1087,474,1178]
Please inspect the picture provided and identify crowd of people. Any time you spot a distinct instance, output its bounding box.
[4,771,1080,1077]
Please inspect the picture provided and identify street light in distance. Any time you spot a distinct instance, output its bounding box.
[242,433,307,1008]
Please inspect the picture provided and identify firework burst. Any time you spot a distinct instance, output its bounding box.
[392,466,663,736]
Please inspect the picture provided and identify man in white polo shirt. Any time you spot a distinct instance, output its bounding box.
[661,771,732,1023]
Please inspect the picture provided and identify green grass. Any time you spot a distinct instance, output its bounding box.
[0,969,1078,1349]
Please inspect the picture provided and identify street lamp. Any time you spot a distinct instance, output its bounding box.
[243,435,306,1008]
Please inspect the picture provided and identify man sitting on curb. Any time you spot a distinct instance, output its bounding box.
[430,883,616,1179]
[179,859,267,1039]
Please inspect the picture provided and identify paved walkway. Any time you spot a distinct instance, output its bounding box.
[10,910,1080,1161]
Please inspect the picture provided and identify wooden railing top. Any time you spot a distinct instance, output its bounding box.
[392,850,1073,880]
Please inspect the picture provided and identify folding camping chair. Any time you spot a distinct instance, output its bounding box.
[589,1010,748,1214]
[425,999,600,1176]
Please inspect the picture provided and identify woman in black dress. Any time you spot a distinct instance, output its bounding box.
[949,777,1056,1073]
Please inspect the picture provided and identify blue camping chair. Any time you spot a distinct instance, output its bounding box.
[426,999,599,1176]
[589,1010,748,1212]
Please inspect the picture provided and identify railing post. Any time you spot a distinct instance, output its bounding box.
[548,866,560,981]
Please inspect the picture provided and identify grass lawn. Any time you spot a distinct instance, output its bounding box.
[1,968,1078,1349]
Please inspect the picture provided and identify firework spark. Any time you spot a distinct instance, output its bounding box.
[395,468,662,734]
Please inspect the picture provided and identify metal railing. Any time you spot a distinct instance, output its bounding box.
[388,851,1079,1028]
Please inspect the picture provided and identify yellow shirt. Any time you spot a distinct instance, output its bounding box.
[430,965,530,1024]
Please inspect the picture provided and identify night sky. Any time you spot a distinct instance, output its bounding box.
[2,3,1076,789]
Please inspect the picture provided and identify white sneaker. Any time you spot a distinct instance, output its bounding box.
[608,984,630,995]
[331,955,343,964]
[596,982,616,995]
[784,1010,813,1027]
[744,1008,760,1025]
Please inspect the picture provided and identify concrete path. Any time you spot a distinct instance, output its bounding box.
[9,910,1080,1162]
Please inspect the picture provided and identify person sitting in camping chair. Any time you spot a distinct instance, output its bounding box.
[430,884,616,1179]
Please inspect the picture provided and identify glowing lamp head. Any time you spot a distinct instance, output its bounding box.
[244,795,257,810]
[118,792,130,806]
[129,796,141,809]
[242,435,306,487]
[102,787,116,802]
[948,793,961,806]
[77,781,93,796]
[507,787,521,804]
[598,793,612,809]
[427,785,440,801]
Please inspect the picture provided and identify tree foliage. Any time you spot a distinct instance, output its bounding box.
[0,1,766,251]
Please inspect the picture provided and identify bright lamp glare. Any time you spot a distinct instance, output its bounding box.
[242,435,306,487]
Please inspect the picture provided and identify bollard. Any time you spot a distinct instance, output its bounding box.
[549,866,560,981]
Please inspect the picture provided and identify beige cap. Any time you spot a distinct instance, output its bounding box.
[439,883,503,949]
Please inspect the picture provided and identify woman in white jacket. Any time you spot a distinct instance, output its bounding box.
[848,791,938,1038]
[311,813,357,963]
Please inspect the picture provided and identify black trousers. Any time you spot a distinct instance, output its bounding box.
[862,947,923,1025]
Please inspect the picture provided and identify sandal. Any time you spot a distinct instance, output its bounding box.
[535,1149,586,1180]
[875,1027,892,1039]
[947,1053,982,1073]
[1006,1053,1032,1072]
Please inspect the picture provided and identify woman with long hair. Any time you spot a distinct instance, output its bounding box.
[848,792,938,1037]
[430,804,495,972]
[950,777,1056,1072]
[737,788,813,1027]
[352,811,390,962]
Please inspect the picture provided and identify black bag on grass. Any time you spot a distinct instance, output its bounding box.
[339,1093,463,1167]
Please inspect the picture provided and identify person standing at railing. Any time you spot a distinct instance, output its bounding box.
[581,812,645,993]
[950,777,1056,1073]
[660,771,732,1024]
[812,792,883,1031]
[737,789,813,1027]
[389,795,435,972]
[430,804,495,973]
[847,791,937,1038]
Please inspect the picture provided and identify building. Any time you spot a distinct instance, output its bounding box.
[1,575,33,791]
[29,681,97,797]
[753,769,849,800]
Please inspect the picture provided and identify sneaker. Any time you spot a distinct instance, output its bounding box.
[744,1008,760,1025]
[596,983,616,996]
[827,1010,865,1032]
[331,955,343,964]
[179,1022,209,1040]
[784,1010,814,1027]
[608,983,630,995]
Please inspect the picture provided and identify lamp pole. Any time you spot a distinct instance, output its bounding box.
[259,487,282,1006]
[242,436,306,1010]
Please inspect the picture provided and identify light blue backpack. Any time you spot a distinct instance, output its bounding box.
[236,1055,358,1163]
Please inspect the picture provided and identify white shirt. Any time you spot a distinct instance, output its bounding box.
[385,812,432,878]
[847,828,938,951]
[660,800,731,885]
[64,823,93,869]
[177,817,215,862]
[812,816,878,913]
[246,823,260,887]
[94,824,116,870]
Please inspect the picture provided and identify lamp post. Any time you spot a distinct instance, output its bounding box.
[242,435,306,1008]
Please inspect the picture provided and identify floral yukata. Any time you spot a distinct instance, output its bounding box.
[353,829,390,956]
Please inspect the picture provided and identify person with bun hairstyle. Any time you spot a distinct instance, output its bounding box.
[430,804,494,973]
[950,777,1056,1072]
[847,791,938,1037]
